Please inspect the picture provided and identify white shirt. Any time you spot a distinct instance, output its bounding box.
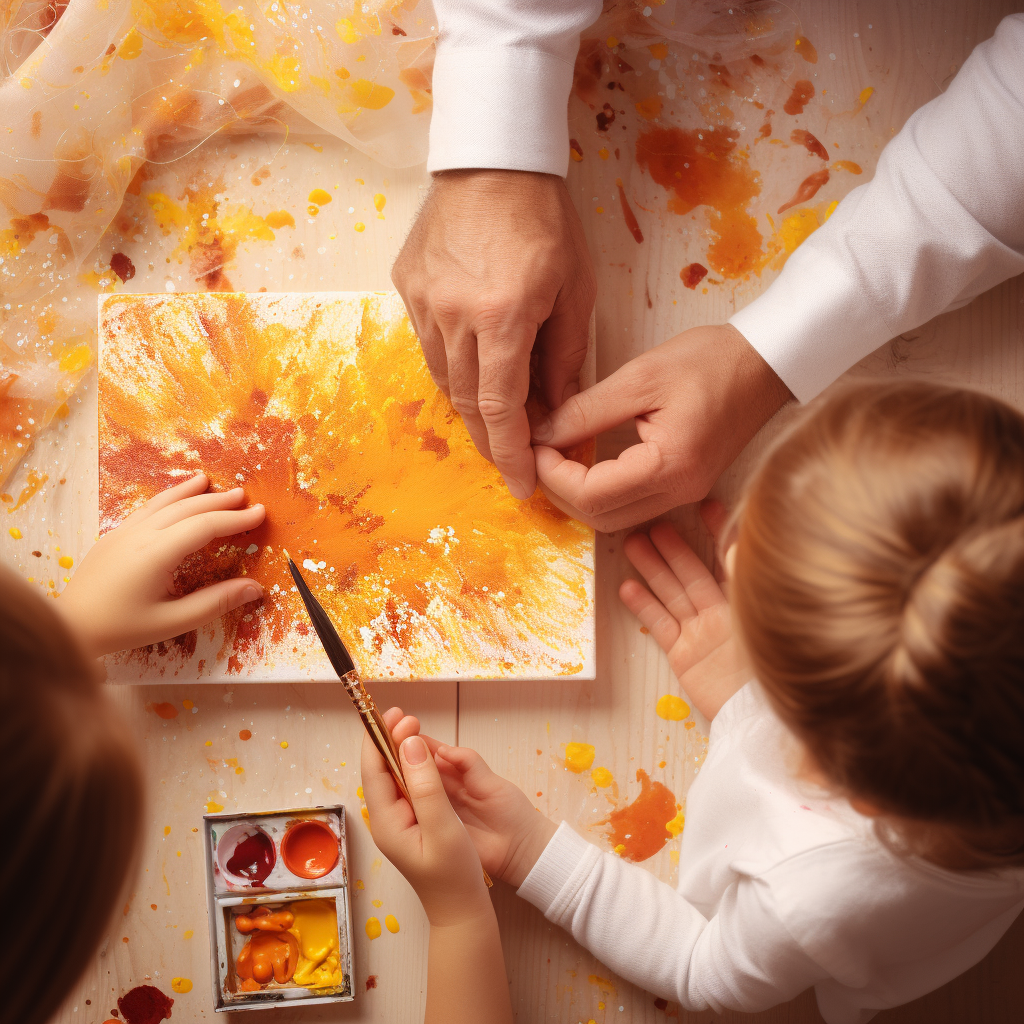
[518,684,1024,1022]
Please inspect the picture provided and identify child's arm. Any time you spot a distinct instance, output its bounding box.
[361,710,513,1024]
[619,504,751,720]
[57,473,265,657]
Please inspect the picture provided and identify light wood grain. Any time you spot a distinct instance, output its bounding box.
[42,1,1024,1022]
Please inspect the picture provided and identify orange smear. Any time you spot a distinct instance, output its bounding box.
[794,35,818,63]
[783,80,814,115]
[637,126,764,278]
[148,701,179,720]
[680,263,708,289]
[600,769,677,862]
[790,129,828,161]
[833,160,862,174]
[778,168,830,213]
[616,178,643,244]
[9,469,48,512]
[236,930,299,985]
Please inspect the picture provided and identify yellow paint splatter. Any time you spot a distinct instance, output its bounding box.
[591,766,614,788]
[280,740,289,748]
[824,199,839,221]
[184,929,194,939]
[308,188,332,206]
[589,974,616,993]
[666,808,685,837]
[832,160,862,174]
[206,799,224,813]
[372,899,382,908]
[373,193,386,215]
[355,879,365,890]
[385,914,400,933]
[163,825,171,836]
[118,28,143,60]
[354,222,365,232]
[356,786,364,799]
[778,208,820,254]
[859,86,874,106]
[684,720,696,730]
[9,469,48,512]
[361,806,370,825]
[265,210,295,229]
[365,916,381,939]
[8,527,21,539]
[598,147,609,160]
[565,742,596,773]
[606,35,618,47]
[170,977,192,994]
[205,739,213,746]
[655,695,690,721]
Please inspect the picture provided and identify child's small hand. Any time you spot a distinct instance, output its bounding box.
[361,709,493,926]
[429,741,557,889]
[619,504,751,720]
[59,473,265,658]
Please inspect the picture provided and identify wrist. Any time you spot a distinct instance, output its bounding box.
[423,888,494,929]
[503,815,558,889]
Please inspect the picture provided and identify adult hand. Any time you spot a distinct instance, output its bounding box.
[58,473,265,657]
[532,324,793,531]
[392,169,596,500]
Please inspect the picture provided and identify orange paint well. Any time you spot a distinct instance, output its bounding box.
[281,819,338,879]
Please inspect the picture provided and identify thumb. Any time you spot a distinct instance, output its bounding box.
[400,735,461,834]
[158,577,264,637]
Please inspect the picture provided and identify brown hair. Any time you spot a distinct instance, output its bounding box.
[733,381,1024,866]
[0,563,143,1024]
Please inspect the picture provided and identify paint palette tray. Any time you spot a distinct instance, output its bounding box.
[202,805,354,1011]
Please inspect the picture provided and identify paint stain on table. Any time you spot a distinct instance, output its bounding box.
[600,769,678,862]
[116,985,173,1024]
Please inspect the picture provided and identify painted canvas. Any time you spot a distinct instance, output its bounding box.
[97,292,595,682]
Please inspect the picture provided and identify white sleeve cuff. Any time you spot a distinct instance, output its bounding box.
[427,47,575,176]
[517,820,599,915]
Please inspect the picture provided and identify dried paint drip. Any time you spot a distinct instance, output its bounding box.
[778,169,830,214]
[600,770,678,862]
[616,178,644,243]
[98,292,594,681]
[116,985,173,1024]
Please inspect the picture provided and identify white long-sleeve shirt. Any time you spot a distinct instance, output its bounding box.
[518,683,1024,1023]
[731,13,1024,401]
[427,1,601,175]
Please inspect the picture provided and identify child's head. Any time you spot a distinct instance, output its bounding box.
[0,564,143,1024]
[733,381,1024,866]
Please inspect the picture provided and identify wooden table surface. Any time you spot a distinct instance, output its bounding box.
[4,1,1019,1021]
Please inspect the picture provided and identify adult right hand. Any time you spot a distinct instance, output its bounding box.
[533,324,794,531]
[392,169,596,500]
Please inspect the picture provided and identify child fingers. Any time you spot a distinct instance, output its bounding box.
[161,505,266,562]
[154,577,264,638]
[649,522,725,612]
[390,715,422,747]
[360,729,412,825]
[122,473,209,525]
[399,736,463,834]
[148,486,246,530]
[623,530,697,621]
[619,578,681,652]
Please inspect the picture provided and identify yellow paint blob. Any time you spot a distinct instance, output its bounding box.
[598,147,609,160]
[8,527,21,539]
[356,786,364,800]
[205,739,213,746]
[859,86,874,105]
[565,742,596,773]
[59,342,93,374]
[308,189,332,206]
[206,799,224,813]
[280,740,289,748]
[824,199,839,221]
[183,929,194,939]
[655,695,691,721]
[832,160,862,174]
[365,916,381,940]
[163,825,171,836]
[384,914,399,933]
[373,193,386,216]
[354,222,365,232]
[778,208,820,254]
[170,977,192,994]
[360,806,370,825]
[666,808,685,837]
[591,766,614,788]
[290,899,345,988]
[118,28,143,60]
[265,210,295,229]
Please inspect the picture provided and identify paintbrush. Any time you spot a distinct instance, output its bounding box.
[284,552,492,888]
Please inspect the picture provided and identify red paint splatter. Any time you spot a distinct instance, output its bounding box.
[790,129,828,161]
[116,986,173,1024]
[239,729,252,740]
[778,168,830,213]
[679,263,708,289]
[600,769,677,862]
[783,80,815,115]
[365,975,378,990]
[148,701,179,719]
[616,178,643,244]
[110,252,136,282]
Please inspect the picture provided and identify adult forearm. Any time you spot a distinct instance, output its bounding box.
[424,908,513,1024]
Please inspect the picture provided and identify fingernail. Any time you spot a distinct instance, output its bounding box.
[502,475,531,500]
[242,584,263,603]
[532,417,553,443]
[402,736,427,765]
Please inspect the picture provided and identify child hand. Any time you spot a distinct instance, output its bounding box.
[59,473,265,658]
[619,504,752,720]
[360,709,493,926]
[429,741,557,889]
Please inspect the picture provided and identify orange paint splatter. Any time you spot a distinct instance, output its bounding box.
[569,138,584,162]
[239,729,252,740]
[794,35,818,63]
[9,469,48,512]
[679,263,708,289]
[600,769,677,862]
[790,129,828,161]
[148,701,179,719]
[783,80,815,115]
[833,160,862,174]
[616,178,643,244]
[98,293,593,680]
[366,974,378,990]
[637,126,764,278]
[778,168,830,214]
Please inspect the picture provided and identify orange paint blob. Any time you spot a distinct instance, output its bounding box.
[783,80,815,115]
[281,819,339,879]
[615,178,643,244]
[148,701,178,719]
[10,469,48,512]
[680,263,708,289]
[600,769,678,862]
[833,160,863,174]
[778,168,830,214]
[637,126,764,278]
[790,129,828,161]
[794,35,818,63]
[239,729,252,740]
[236,929,299,985]
[235,908,294,933]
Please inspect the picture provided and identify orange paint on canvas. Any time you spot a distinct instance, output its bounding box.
[98,293,594,681]
[600,769,677,862]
